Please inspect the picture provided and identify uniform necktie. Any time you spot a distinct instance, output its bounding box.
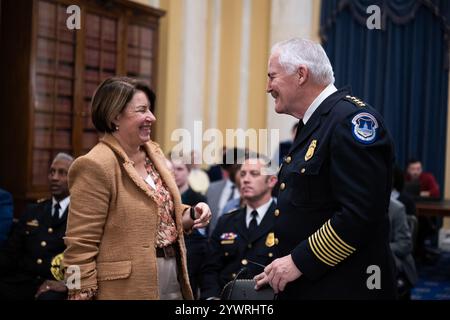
[294,120,305,141]
[248,210,258,234]
[52,202,61,225]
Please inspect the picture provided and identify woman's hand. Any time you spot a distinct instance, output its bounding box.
[191,202,212,229]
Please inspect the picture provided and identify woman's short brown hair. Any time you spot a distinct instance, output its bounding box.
[91,77,156,133]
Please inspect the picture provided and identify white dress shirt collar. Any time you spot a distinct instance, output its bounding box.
[52,196,70,218]
[302,83,338,125]
[245,198,274,228]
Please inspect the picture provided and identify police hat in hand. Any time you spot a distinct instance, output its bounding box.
[220,279,275,300]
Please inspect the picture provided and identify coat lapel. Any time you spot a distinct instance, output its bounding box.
[100,134,186,234]
[234,208,249,242]
[100,134,159,204]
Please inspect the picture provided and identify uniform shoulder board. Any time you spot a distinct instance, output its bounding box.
[344,95,366,108]
[37,197,49,204]
[223,208,240,216]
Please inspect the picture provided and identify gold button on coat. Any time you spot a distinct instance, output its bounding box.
[48,228,53,234]
[274,238,279,245]
[241,259,248,265]
[274,209,280,217]
[301,168,306,173]
[280,183,286,190]
[285,156,291,163]
[36,259,43,264]
[41,241,47,247]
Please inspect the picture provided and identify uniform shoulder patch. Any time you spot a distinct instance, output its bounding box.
[351,112,379,144]
[344,95,366,108]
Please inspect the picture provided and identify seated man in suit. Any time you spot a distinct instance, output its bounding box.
[0,152,73,300]
[201,154,277,299]
[0,188,14,248]
[388,198,418,300]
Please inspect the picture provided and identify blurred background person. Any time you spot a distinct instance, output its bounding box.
[405,159,440,199]
[388,198,418,300]
[206,147,246,236]
[0,188,13,248]
[0,153,73,300]
[172,156,208,299]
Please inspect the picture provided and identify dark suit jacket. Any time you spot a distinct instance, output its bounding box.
[0,199,68,283]
[0,189,13,247]
[275,88,396,299]
[201,201,276,299]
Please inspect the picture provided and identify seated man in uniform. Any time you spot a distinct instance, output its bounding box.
[0,152,73,300]
[201,154,277,299]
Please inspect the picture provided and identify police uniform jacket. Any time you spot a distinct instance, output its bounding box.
[0,199,67,283]
[201,201,276,299]
[275,87,396,299]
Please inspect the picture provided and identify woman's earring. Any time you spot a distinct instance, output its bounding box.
[115,124,119,131]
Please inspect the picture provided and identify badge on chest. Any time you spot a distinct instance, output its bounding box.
[305,140,317,161]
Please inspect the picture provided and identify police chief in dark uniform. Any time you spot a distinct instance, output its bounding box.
[0,153,73,300]
[201,155,278,299]
[254,38,396,299]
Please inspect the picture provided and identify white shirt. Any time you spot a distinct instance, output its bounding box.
[391,189,400,200]
[218,179,239,215]
[144,174,156,190]
[245,198,274,228]
[302,83,338,125]
[52,196,70,219]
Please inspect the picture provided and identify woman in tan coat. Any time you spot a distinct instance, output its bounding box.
[63,77,212,300]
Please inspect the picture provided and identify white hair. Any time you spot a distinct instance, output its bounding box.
[53,152,74,163]
[271,38,335,86]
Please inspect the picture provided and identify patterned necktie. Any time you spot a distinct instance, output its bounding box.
[248,210,258,234]
[52,202,61,225]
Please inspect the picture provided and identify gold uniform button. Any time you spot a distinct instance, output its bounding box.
[268,253,273,258]
[285,156,292,164]
[274,238,279,245]
[41,241,47,247]
[36,259,43,264]
[280,183,286,190]
[224,252,229,257]
[247,244,252,249]
[274,209,280,217]
[232,273,236,278]
[48,228,53,234]
[301,168,306,174]
[241,259,248,266]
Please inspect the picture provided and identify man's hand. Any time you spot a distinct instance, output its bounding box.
[35,280,67,298]
[254,255,302,294]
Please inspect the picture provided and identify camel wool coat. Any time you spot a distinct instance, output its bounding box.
[63,134,193,300]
